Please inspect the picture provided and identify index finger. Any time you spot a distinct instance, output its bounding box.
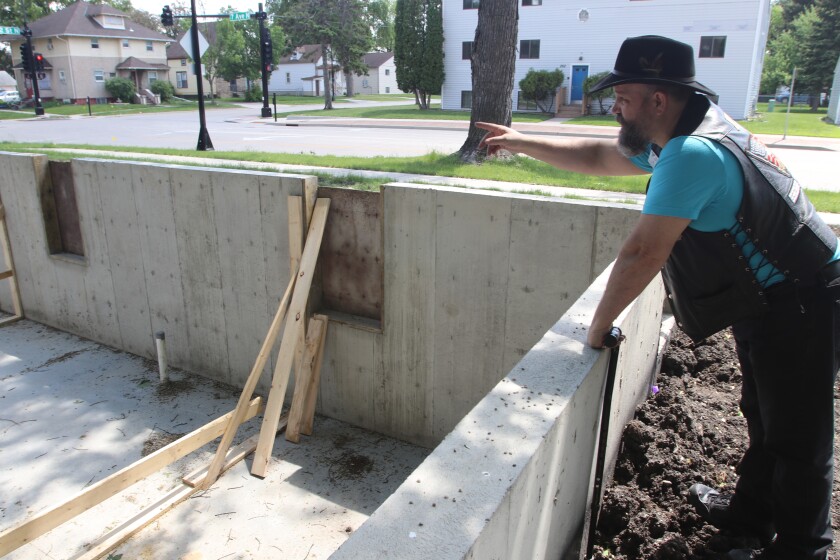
[475,121,506,133]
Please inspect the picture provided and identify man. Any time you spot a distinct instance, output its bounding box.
[478,36,839,560]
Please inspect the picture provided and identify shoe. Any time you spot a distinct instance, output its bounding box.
[688,484,776,545]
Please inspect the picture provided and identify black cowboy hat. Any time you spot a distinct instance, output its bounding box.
[589,35,716,97]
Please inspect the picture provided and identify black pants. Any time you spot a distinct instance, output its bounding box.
[731,278,840,559]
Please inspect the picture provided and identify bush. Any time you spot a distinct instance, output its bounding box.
[105,77,136,103]
[518,68,564,113]
[244,84,263,102]
[583,72,614,115]
[150,80,175,101]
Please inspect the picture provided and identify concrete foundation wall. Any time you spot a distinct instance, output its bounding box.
[330,266,665,560]
[0,155,641,450]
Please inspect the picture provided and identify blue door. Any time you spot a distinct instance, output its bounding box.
[571,65,588,102]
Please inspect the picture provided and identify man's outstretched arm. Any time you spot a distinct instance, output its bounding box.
[476,121,646,177]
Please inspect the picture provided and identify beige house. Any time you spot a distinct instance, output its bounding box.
[166,23,249,99]
[1,1,170,103]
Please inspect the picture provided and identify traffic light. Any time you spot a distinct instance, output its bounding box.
[33,53,45,72]
[161,5,174,26]
[19,43,32,72]
[260,30,273,63]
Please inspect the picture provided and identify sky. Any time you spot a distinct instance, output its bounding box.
[130,0,250,19]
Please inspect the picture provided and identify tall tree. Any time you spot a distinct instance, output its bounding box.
[200,19,244,99]
[393,0,443,109]
[458,0,518,162]
[761,5,816,94]
[777,0,813,25]
[798,0,840,98]
[368,0,395,52]
[281,0,367,108]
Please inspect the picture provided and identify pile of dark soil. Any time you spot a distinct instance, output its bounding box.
[590,328,840,560]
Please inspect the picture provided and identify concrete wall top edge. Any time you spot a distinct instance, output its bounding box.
[71,157,320,181]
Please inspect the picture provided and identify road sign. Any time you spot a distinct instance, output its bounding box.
[179,28,209,61]
[229,11,250,21]
[0,26,21,35]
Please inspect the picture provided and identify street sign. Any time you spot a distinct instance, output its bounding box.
[229,11,250,21]
[179,29,209,61]
[0,26,21,35]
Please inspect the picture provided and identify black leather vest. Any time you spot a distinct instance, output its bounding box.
[659,96,837,342]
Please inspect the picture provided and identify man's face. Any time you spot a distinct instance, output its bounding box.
[612,84,655,157]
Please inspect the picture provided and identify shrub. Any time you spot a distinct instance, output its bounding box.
[105,77,136,103]
[244,84,263,102]
[583,71,614,115]
[150,80,175,101]
[518,68,564,113]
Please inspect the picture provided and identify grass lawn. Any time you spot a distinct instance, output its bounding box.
[277,103,556,123]
[0,109,35,120]
[566,102,840,138]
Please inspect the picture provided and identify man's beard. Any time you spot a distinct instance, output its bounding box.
[616,115,650,157]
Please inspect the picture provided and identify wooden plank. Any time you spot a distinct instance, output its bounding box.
[68,483,196,560]
[0,397,261,557]
[0,204,21,319]
[300,314,329,436]
[287,196,306,414]
[199,274,297,489]
[183,413,288,487]
[286,315,327,443]
[251,198,330,478]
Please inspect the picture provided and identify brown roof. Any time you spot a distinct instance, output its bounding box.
[362,52,393,68]
[115,56,170,70]
[279,44,323,65]
[12,1,169,42]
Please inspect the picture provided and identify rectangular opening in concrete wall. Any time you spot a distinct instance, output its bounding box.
[42,160,84,258]
[317,187,383,328]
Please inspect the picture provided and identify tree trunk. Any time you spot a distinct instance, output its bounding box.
[458,0,519,162]
[345,70,354,97]
[414,89,420,105]
[322,44,333,110]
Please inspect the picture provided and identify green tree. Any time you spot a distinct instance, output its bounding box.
[281,0,366,108]
[200,19,244,100]
[777,0,813,25]
[518,68,563,113]
[368,0,395,51]
[761,6,817,95]
[394,0,443,109]
[333,0,373,97]
[798,0,840,99]
[105,76,136,102]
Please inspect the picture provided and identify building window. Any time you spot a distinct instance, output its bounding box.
[385,68,390,76]
[522,0,542,5]
[47,38,53,50]
[230,79,238,92]
[146,40,153,52]
[148,71,158,83]
[461,90,472,109]
[699,36,726,58]
[520,39,540,59]
[91,38,99,49]
[463,0,479,8]
[122,39,129,47]
[385,86,390,93]
[462,41,473,60]
[176,71,188,88]
[109,72,116,78]
[181,59,186,66]
[94,70,104,82]
[59,70,66,82]
[286,72,291,83]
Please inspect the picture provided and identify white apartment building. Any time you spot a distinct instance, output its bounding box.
[442,0,771,119]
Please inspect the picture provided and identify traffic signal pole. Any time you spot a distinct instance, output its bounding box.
[19,25,44,116]
[189,0,213,151]
[256,3,271,118]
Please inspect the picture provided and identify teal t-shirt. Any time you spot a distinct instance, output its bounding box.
[629,136,840,287]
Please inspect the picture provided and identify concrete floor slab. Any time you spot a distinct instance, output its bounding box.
[0,319,429,559]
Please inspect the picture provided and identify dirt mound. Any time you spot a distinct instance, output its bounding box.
[590,328,840,559]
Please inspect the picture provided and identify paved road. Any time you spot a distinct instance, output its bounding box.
[1,102,839,191]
